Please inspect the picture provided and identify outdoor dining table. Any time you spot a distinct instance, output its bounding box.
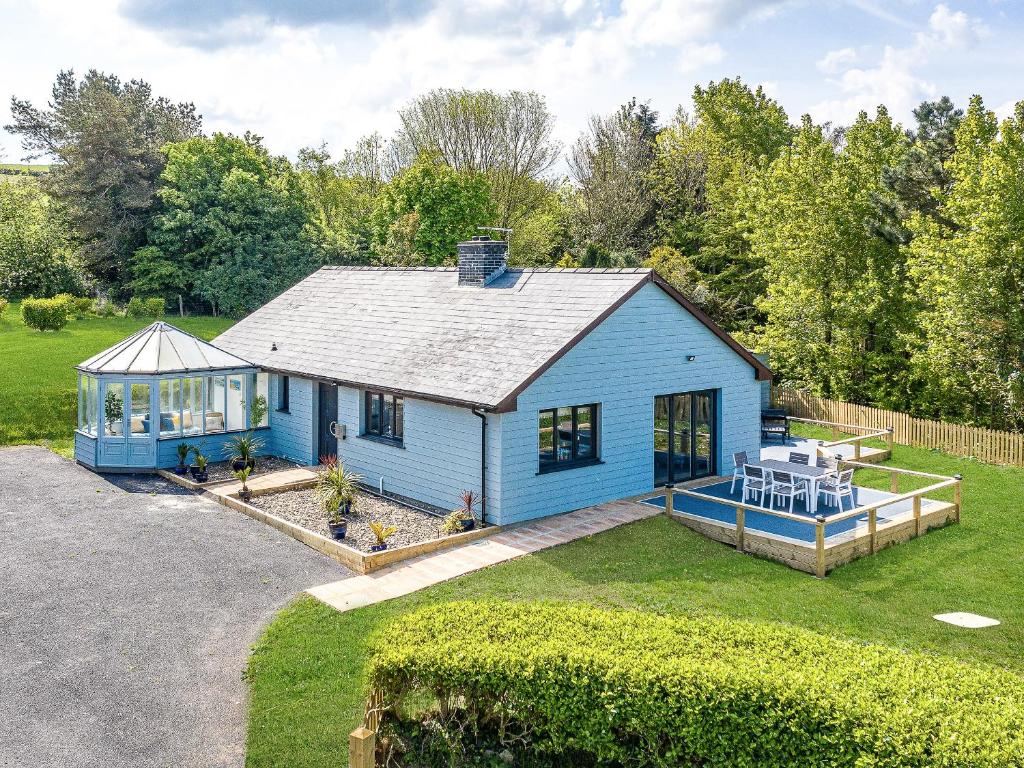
[751,459,833,514]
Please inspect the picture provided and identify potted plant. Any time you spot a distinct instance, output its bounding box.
[224,432,264,473]
[174,443,191,475]
[234,466,252,502]
[368,521,397,552]
[105,389,124,435]
[442,490,479,535]
[190,445,209,483]
[315,461,361,540]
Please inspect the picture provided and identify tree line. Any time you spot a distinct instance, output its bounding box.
[3,69,1023,430]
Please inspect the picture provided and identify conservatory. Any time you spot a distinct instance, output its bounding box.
[74,322,268,471]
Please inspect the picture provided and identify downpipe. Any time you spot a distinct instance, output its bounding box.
[472,408,487,525]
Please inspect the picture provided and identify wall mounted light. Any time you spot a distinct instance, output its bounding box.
[686,355,697,362]
[271,342,278,351]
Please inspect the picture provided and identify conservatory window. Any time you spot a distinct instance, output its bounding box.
[103,382,125,436]
[159,379,182,437]
[225,375,248,432]
[182,377,203,435]
[205,376,226,433]
[253,373,269,427]
[79,375,98,435]
[131,383,151,435]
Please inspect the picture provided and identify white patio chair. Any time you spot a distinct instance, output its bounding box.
[788,452,811,465]
[741,464,772,506]
[819,469,855,510]
[771,469,809,513]
[730,451,748,493]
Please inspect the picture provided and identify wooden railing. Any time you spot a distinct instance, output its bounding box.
[665,463,961,578]
[774,387,1024,467]
[787,416,893,461]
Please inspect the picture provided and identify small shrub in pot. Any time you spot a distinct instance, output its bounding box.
[442,490,479,535]
[369,521,397,552]
[315,461,361,540]
[234,466,252,502]
[174,443,191,475]
[190,445,209,483]
[224,432,264,472]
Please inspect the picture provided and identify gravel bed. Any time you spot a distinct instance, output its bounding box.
[249,487,453,552]
[200,456,303,483]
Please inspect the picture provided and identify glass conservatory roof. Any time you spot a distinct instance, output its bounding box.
[77,322,254,375]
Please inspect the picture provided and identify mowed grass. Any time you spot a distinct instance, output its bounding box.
[245,442,1024,768]
[0,302,234,456]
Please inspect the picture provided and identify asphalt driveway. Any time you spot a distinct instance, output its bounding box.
[0,446,349,768]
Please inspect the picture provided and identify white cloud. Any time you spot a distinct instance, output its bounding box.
[811,3,987,125]
[817,47,858,75]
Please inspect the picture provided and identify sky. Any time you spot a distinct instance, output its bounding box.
[0,0,1020,165]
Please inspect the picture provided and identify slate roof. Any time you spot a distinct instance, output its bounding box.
[212,266,770,412]
[77,322,254,375]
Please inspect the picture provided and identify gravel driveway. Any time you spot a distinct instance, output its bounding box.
[0,446,350,768]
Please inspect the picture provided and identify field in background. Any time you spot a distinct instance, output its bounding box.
[0,302,234,456]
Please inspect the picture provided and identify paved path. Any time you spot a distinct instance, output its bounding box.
[308,498,659,612]
[0,446,350,768]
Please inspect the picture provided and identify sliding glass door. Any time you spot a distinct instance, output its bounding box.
[654,390,717,485]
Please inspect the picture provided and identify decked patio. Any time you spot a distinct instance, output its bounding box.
[643,430,961,576]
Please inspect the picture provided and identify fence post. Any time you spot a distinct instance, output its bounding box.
[349,727,375,768]
[664,483,674,517]
[886,426,894,455]
[831,425,839,441]
[815,516,826,578]
[889,469,899,494]
[913,494,922,536]
[735,506,745,552]
[854,439,862,461]
[868,508,877,554]
[953,475,962,523]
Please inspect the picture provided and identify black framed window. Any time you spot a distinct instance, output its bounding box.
[539,403,598,472]
[364,390,403,443]
[277,375,290,412]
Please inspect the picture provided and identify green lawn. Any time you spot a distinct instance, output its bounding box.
[245,442,1024,767]
[0,302,234,456]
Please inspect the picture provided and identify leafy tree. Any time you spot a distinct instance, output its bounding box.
[644,245,736,325]
[751,109,914,406]
[395,89,560,229]
[651,78,793,330]
[371,154,494,266]
[0,178,86,299]
[567,101,660,264]
[296,145,375,263]
[144,133,321,316]
[6,70,201,290]
[908,97,1024,429]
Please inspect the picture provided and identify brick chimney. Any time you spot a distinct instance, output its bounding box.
[457,236,507,286]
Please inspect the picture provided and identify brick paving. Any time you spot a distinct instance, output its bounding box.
[307,498,660,612]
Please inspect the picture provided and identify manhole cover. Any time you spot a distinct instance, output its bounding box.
[933,612,1000,628]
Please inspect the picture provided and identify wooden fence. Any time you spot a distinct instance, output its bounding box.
[773,388,1024,467]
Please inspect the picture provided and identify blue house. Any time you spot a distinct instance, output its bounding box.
[74,237,770,526]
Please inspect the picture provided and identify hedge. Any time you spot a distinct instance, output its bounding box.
[368,602,1024,767]
[126,296,165,318]
[21,296,70,331]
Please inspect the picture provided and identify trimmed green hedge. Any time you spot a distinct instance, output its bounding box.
[369,602,1024,767]
[21,296,70,331]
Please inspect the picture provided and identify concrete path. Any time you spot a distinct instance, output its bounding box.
[1,446,350,768]
[308,498,659,612]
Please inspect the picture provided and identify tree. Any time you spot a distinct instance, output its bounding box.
[296,145,375,264]
[6,70,201,290]
[870,96,963,244]
[651,78,793,330]
[0,178,86,299]
[371,154,494,266]
[395,89,560,228]
[908,97,1024,429]
[143,133,321,316]
[644,245,736,325]
[567,101,660,264]
[751,109,914,406]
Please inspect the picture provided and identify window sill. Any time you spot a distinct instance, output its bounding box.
[537,457,603,475]
[156,425,270,441]
[357,433,405,449]
[276,408,290,414]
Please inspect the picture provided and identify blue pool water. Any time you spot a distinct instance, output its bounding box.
[642,480,923,542]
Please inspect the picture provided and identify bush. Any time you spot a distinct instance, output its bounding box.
[96,300,121,317]
[21,296,71,331]
[72,296,94,316]
[369,602,1024,767]
[0,297,8,318]
[125,297,146,318]
[144,297,165,317]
